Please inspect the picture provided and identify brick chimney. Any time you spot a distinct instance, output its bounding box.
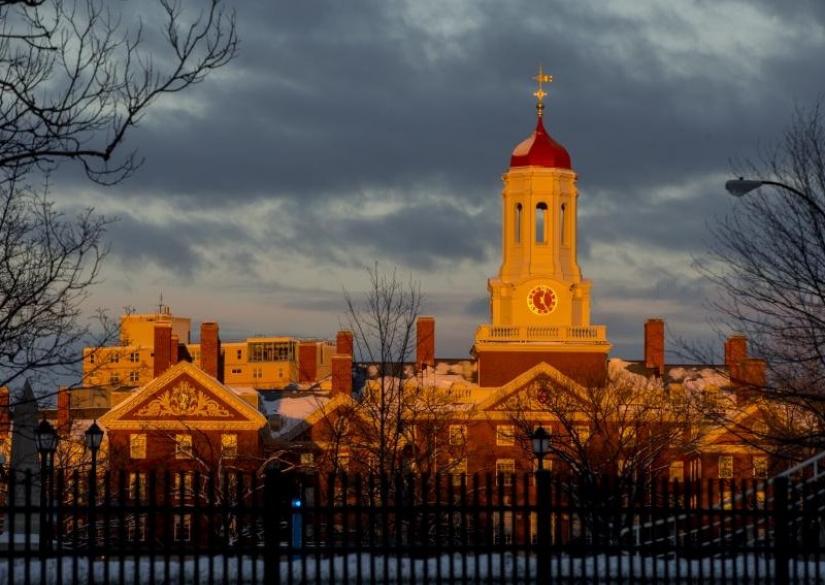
[644,319,665,376]
[153,324,172,377]
[0,386,10,434]
[416,316,435,370]
[200,321,221,381]
[336,330,354,356]
[736,357,766,404]
[724,335,748,382]
[331,329,353,396]
[298,342,319,383]
[57,386,70,431]
[170,334,179,365]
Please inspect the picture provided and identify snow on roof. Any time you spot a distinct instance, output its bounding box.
[259,391,330,439]
[668,366,729,393]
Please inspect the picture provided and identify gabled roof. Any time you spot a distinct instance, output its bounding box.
[99,361,266,432]
[476,361,586,412]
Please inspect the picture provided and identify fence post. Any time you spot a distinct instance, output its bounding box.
[536,469,551,584]
[774,476,790,585]
[264,467,281,585]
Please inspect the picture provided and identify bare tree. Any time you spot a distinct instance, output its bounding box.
[0,0,237,400]
[699,101,825,455]
[508,367,701,541]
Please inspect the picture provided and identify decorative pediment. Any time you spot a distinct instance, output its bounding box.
[100,362,266,432]
[476,361,587,415]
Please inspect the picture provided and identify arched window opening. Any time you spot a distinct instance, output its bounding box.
[536,202,548,244]
[515,203,522,243]
[560,203,566,244]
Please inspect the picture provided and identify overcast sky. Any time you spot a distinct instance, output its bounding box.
[60,0,825,361]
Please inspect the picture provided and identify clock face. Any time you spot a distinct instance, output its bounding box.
[527,285,558,315]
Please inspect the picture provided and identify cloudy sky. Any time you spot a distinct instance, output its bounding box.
[60,0,825,360]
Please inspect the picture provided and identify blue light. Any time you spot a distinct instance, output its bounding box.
[291,498,302,509]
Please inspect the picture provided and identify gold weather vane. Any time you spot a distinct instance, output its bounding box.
[532,65,553,117]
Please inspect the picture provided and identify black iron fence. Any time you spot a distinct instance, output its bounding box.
[0,467,823,583]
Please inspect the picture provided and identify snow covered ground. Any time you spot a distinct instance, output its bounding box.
[0,553,823,584]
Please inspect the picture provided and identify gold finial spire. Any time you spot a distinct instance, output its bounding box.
[532,65,553,117]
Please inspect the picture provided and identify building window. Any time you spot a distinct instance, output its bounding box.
[128,515,147,542]
[129,351,140,363]
[110,353,120,363]
[573,424,590,444]
[130,434,147,459]
[514,203,522,243]
[496,459,515,486]
[128,472,147,501]
[248,341,296,363]
[669,461,685,483]
[173,472,193,496]
[109,372,120,385]
[560,203,566,244]
[173,514,192,542]
[300,452,315,467]
[129,370,140,384]
[221,434,238,459]
[252,367,263,380]
[449,425,467,446]
[236,349,242,360]
[718,455,734,479]
[88,352,96,364]
[753,455,768,479]
[231,368,242,374]
[450,457,467,487]
[535,202,548,243]
[175,434,193,459]
[496,425,515,446]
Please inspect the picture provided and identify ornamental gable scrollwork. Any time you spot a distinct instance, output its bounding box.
[134,380,232,418]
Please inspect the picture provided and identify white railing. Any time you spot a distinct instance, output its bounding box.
[475,324,608,343]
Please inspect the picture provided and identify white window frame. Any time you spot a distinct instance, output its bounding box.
[496,425,515,447]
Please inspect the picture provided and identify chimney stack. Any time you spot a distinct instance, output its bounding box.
[724,335,748,382]
[336,330,354,356]
[200,321,221,381]
[153,324,172,378]
[331,329,353,396]
[298,342,319,383]
[644,319,665,376]
[57,386,70,430]
[416,316,436,370]
[0,386,10,434]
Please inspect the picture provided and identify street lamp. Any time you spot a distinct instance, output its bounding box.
[34,418,57,551]
[84,420,103,578]
[531,426,551,471]
[725,177,809,200]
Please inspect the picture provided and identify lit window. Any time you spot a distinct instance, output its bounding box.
[450,457,467,487]
[128,472,147,501]
[753,456,768,479]
[300,452,315,466]
[535,202,548,243]
[496,459,515,486]
[175,434,193,459]
[130,434,147,459]
[718,455,734,479]
[669,461,684,483]
[129,371,140,384]
[573,424,590,444]
[129,351,140,363]
[496,425,515,446]
[449,425,466,446]
[221,434,238,459]
[173,472,193,495]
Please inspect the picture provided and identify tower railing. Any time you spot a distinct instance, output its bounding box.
[475,324,608,343]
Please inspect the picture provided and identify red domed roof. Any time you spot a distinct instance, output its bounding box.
[509,116,571,169]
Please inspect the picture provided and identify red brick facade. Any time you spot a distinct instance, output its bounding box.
[476,350,607,387]
[298,342,319,383]
[416,317,435,369]
[644,319,665,375]
[200,322,221,381]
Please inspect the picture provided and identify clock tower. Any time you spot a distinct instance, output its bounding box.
[473,68,611,387]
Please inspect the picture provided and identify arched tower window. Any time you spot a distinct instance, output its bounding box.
[515,203,522,243]
[536,202,548,244]
[560,203,566,244]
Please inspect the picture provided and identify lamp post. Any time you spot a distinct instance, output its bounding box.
[531,426,551,471]
[531,425,552,584]
[34,419,57,551]
[84,420,103,581]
